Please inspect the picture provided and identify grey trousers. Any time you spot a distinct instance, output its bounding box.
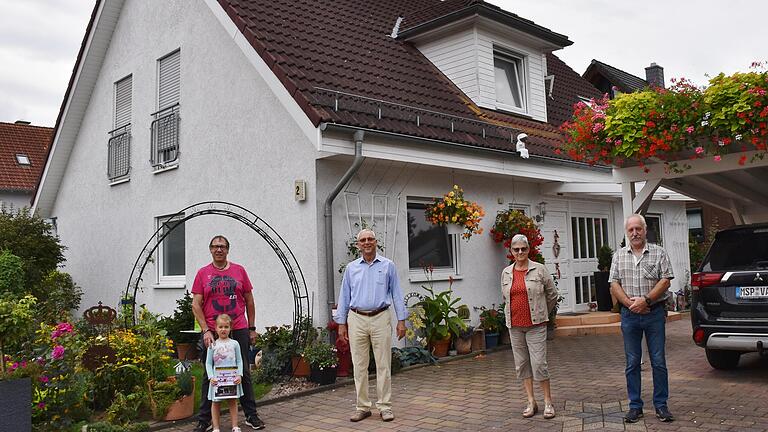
[509,324,549,381]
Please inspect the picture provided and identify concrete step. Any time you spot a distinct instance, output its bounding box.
[555,311,685,337]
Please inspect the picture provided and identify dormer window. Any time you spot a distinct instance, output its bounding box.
[494,50,527,112]
[15,154,30,165]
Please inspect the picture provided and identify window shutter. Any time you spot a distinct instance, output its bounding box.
[158,50,180,110]
[114,75,132,128]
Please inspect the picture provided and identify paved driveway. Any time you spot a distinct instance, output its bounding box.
[165,317,768,431]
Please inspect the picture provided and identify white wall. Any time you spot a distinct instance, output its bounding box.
[0,192,32,211]
[49,0,319,329]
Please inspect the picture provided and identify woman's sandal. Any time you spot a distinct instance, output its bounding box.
[522,401,538,418]
[543,403,556,419]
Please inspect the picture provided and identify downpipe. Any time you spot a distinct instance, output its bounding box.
[324,130,365,321]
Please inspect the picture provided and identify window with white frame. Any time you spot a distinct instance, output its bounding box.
[494,49,526,111]
[157,215,185,285]
[108,75,132,181]
[571,216,610,259]
[15,154,30,165]
[407,201,458,275]
[151,50,181,168]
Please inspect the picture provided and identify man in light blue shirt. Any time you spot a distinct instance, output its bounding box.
[335,229,406,423]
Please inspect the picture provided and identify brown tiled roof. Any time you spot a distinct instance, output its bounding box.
[546,53,604,127]
[0,122,53,193]
[218,0,578,161]
[583,59,648,93]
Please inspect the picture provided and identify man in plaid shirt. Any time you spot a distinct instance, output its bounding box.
[610,214,675,424]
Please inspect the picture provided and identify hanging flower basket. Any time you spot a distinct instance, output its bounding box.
[489,209,545,263]
[425,185,485,240]
[560,63,768,173]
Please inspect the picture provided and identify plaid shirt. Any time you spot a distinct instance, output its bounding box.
[609,242,674,304]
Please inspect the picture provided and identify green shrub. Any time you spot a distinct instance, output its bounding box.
[159,291,198,346]
[0,250,24,296]
[35,270,83,324]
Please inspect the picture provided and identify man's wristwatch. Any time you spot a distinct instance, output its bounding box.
[643,295,652,307]
[248,326,256,331]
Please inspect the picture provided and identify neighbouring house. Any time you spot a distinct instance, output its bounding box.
[33,0,691,329]
[0,120,52,211]
[583,59,735,247]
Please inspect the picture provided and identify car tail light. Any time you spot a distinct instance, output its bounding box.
[691,272,724,291]
[693,327,705,344]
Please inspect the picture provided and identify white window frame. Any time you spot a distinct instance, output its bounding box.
[406,199,461,282]
[155,214,186,288]
[493,48,528,114]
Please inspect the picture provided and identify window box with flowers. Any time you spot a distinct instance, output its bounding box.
[425,185,485,240]
[490,209,545,263]
[560,64,768,173]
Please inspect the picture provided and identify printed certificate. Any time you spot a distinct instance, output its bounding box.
[213,366,239,399]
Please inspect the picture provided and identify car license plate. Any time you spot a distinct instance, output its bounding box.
[736,286,768,298]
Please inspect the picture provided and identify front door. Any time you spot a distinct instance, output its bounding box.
[570,214,612,312]
[540,211,573,313]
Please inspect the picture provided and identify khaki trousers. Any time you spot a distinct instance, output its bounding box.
[348,309,392,411]
[509,324,549,381]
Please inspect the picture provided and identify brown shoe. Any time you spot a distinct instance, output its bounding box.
[380,409,395,422]
[350,410,371,422]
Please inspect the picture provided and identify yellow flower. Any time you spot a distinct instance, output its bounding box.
[448,191,455,197]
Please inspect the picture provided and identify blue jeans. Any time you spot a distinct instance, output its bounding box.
[620,305,668,410]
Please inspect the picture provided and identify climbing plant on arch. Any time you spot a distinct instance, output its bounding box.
[123,201,311,347]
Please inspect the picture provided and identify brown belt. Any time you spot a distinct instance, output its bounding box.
[351,307,389,317]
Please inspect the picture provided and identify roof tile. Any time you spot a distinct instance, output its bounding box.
[0,122,53,193]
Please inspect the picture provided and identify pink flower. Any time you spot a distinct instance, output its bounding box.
[695,146,704,154]
[51,345,65,360]
[39,375,49,384]
[37,402,45,410]
[686,126,695,134]
[713,155,722,162]
[51,322,74,339]
[592,122,604,133]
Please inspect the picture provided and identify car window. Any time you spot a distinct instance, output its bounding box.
[701,228,768,271]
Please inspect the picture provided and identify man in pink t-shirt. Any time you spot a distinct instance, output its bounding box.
[191,235,265,431]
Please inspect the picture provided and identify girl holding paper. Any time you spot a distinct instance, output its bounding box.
[206,314,244,432]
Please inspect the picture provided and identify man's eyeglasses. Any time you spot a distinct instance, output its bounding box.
[358,237,376,243]
[210,245,229,250]
[512,247,528,253]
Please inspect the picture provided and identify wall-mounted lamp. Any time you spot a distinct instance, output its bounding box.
[534,201,547,223]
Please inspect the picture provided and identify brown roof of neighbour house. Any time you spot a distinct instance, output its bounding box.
[583,59,648,93]
[0,122,53,193]
[217,0,585,161]
[546,53,604,127]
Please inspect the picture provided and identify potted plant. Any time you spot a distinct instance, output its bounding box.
[159,291,199,360]
[303,330,338,385]
[416,269,466,357]
[477,306,503,349]
[456,304,471,326]
[454,325,473,355]
[594,244,614,311]
[490,209,545,263]
[425,185,485,239]
[291,315,316,377]
[161,369,196,421]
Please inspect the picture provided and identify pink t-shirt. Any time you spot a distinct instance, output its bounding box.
[191,262,253,331]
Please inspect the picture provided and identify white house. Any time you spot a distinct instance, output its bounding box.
[33,0,691,329]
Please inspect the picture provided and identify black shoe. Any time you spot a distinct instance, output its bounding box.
[192,421,212,432]
[655,406,674,422]
[245,414,266,430]
[624,408,644,423]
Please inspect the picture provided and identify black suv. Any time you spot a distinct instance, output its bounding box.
[691,223,768,369]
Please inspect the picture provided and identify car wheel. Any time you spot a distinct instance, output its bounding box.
[705,348,741,369]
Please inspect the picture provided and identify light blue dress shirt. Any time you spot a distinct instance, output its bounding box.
[334,254,407,324]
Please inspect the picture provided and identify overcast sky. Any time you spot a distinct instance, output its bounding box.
[1,0,766,127]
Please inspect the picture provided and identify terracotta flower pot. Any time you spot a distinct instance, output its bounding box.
[163,377,195,421]
[455,337,472,355]
[429,336,452,357]
[291,355,311,377]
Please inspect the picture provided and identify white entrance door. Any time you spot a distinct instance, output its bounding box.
[569,213,612,312]
[540,211,573,313]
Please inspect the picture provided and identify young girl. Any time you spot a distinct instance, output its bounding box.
[205,314,244,432]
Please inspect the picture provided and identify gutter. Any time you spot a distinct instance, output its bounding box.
[324,130,366,320]
[321,122,610,173]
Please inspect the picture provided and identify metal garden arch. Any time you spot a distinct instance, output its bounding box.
[123,201,311,346]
